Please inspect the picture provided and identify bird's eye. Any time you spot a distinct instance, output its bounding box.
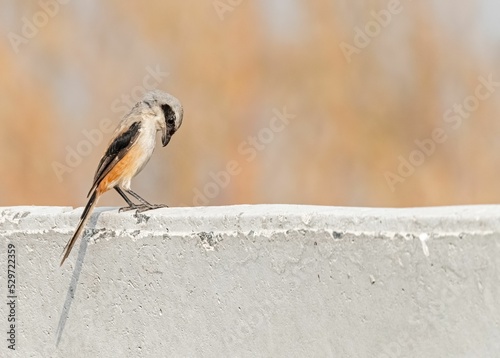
[161,104,176,126]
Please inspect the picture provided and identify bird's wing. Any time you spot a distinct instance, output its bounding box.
[87,121,142,197]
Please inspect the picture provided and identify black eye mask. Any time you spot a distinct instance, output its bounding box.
[161,104,176,127]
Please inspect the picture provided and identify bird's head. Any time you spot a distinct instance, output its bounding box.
[143,90,184,147]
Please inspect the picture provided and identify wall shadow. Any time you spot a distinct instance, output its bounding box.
[55,207,115,346]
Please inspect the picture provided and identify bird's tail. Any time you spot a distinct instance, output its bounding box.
[60,191,99,266]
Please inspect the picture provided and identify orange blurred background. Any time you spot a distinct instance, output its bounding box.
[1,0,500,208]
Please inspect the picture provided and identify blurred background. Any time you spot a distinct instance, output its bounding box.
[1,0,500,208]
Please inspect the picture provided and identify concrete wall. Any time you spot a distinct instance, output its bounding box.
[1,205,500,357]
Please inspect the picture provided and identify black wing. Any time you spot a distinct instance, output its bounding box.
[87,121,141,197]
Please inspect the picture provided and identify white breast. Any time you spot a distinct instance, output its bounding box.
[133,120,158,177]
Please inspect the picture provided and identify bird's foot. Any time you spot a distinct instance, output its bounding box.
[119,204,142,213]
[135,204,168,213]
[119,204,168,213]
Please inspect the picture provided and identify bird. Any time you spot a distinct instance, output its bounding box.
[60,90,183,266]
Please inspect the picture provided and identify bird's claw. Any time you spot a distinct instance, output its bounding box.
[119,204,168,213]
[119,205,140,213]
[135,204,168,213]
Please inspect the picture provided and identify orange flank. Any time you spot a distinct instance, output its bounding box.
[98,145,144,194]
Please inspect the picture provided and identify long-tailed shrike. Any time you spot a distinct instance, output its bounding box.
[60,90,183,266]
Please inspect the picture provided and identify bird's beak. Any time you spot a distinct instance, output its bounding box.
[162,129,171,147]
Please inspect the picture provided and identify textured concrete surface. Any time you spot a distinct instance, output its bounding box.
[1,204,500,357]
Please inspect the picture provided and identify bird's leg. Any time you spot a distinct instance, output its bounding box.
[115,187,142,213]
[126,189,168,213]
[126,189,152,206]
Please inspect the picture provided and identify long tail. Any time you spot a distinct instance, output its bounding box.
[60,191,100,266]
